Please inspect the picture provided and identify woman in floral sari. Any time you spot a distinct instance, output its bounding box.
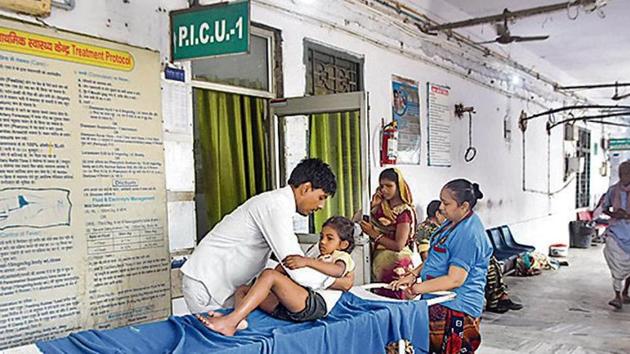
[360,168,416,299]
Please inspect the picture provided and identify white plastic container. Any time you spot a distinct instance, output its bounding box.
[549,243,569,257]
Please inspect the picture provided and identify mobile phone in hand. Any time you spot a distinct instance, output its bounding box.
[362,215,370,222]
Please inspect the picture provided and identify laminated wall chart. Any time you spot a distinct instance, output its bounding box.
[391,75,421,164]
[427,83,451,167]
[0,19,170,349]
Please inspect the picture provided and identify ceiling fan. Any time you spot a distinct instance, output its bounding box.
[476,9,549,45]
[612,82,630,101]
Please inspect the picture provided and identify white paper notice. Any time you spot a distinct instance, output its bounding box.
[427,83,452,167]
[162,80,191,136]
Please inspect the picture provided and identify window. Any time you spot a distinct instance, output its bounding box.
[191,26,279,240]
[305,41,362,95]
[276,43,364,233]
[193,89,269,238]
[191,27,276,96]
[576,128,591,208]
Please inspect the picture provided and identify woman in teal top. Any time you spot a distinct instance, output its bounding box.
[392,179,493,354]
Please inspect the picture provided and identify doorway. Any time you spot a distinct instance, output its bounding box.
[270,92,369,233]
[193,89,270,237]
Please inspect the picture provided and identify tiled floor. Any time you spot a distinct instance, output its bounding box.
[479,245,630,354]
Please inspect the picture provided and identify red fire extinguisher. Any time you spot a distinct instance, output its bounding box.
[381,119,398,166]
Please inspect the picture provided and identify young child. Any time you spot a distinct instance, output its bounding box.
[416,200,446,262]
[197,216,356,336]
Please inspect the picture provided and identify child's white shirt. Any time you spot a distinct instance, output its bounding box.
[306,246,354,314]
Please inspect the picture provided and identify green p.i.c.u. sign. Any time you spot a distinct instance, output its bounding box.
[170,0,250,61]
[610,138,630,151]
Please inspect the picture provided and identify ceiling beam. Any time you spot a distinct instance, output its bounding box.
[425,1,586,32]
[523,105,630,121]
[556,82,630,90]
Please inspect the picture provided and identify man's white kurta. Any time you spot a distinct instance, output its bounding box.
[181,186,334,306]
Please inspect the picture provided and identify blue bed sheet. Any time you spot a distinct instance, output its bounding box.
[37,292,429,354]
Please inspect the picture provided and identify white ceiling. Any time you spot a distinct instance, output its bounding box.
[436,0,630,101]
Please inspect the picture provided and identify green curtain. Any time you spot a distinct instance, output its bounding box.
[309,111,362,232]
[194,88,268,231]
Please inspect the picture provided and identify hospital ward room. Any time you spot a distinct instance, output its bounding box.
[1,0,630,353]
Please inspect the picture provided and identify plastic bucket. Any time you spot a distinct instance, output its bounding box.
[549,243,568,257]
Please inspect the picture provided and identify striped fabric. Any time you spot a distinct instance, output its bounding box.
[484,256,507,309]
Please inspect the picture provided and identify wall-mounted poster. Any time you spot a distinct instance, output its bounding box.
[427,83,451,167]
[0,18,169,349]
[392,75,421,164]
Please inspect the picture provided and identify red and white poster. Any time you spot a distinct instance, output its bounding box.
[427,83,451,167]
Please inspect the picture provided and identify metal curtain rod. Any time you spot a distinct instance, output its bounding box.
[546,112,630,130]
[524,105,630,121]
[556,82,630,90]
[426,1,582,32]
[597,121,630,128]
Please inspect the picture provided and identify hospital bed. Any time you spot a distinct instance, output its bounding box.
[4,285,454,354]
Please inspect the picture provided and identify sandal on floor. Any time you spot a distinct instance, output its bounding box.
[485,305,509,314]
[498,299,523,311]
[608,299,623,309]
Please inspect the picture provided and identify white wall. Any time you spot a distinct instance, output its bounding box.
[249,0,615,251]
[1,0,619,254]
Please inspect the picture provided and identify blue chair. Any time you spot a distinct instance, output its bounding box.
[486,228,522,261]
[499,225,535,253]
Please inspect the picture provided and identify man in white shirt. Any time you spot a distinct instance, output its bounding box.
[181,158,350,313]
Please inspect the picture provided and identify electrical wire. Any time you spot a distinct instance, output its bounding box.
[525,175,577,196]
[524,105,630,121]
[464,111,477,162]
[567,1,579,20]
[547,111,630,130]
[521,130,577,196]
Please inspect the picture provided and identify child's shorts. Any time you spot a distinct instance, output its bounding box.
[270,287,327,322]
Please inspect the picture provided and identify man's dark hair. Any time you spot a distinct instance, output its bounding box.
[426,200,441,219]
[288,158,337,196]
[322,216,356,253]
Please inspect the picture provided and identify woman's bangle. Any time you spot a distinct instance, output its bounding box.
[373,234,384,244]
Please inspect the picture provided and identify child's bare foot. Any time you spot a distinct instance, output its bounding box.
[203,315,241,336]
[196,311,248,334]
[207,311,249,330]
[608,298,623,310]
[623,294,630,304]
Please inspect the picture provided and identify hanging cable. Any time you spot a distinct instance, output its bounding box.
[522,119,577,196]
[464,111,477,162]
[567,0,579,20]
[546,112,630,131]
[455,104,477,162]
[522,105,630,121]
